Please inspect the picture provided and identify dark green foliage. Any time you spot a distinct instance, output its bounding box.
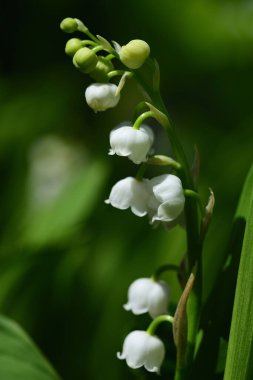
[1,1,253,379]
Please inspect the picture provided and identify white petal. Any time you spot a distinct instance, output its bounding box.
[85,83,120,112]
[153,197,185,222]
[130,179,151,216]
[108,149,115,155]
[144,335,165,373]
[109,126,133,156]
[148,281,170,318]
[105,177,134,210]
[117,352,126,360]
[151,174,184,204]
[120,331,149,369]
[105,177,151,217]
[124,278,153,314]
[140,125,154,145]
[109,125,154,164]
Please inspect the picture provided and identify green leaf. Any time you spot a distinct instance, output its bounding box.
[224,163,253,380]
[0,314,60,380]
[23,160,109,246]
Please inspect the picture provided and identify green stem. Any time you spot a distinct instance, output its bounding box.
[184,189,204,216]
[134,73,203,378]
[92,45,104,54]
[81,40,97,47]
[147,315,174,336]
[107,70,127,79]
[153,264,180,281]
[105,53,116,61]
[132,111,154,130]
[135,164,147,181]
[174,368,188,380]
[76,21,99,43]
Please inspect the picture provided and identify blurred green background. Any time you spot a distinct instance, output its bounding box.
[1,0,253,379]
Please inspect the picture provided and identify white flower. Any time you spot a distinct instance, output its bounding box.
[85,83,120,112]
[124,278,169,318]
[148,174,185,223]
[117,330,165,373]
[105,177,150,217]
[109,124,154,164]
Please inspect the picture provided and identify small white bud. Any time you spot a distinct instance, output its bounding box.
[85,83,120,112]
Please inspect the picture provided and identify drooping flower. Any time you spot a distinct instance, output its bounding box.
[124,278,169,318]
[148,174,185,223]
[109,124,154,164]
[85,83,120,112]
[117,330,165,373]
[105,177,150,217]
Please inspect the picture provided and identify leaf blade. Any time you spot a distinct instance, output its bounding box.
[0,314,61,380]
[224,164,253,380]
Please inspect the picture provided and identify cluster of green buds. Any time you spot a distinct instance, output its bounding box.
[60,17,151,112]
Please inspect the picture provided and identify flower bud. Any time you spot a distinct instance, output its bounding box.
[89,57,114,82]
[73,47,98,73]
[65,38,83,57]
[85,83,120,112]
[60,18,78,33]
[119,39,150,69]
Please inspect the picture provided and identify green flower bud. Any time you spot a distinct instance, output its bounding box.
[73,47,98,73]
[60,18,78,33]
[65,38,83,57]
[89,57,114,82]
[119,39,150,69]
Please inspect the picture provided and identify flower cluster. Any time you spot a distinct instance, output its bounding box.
[61,18,193,376]
[60,17,186,227]
[117,277,170,373]
[106,174,185,224]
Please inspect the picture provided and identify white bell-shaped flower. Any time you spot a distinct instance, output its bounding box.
[109,124,154,164]
[148,174,185,223]
[105,177,150,217]
[124,278,169,318]
[85,83,120,112]
[117,330,165,373]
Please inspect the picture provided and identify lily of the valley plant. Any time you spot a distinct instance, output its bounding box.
[60,16,253,380]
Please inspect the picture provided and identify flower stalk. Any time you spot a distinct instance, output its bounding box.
[61,19,209,379]
[135,67,203,377]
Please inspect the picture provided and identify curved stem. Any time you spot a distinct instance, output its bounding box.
[184,189,204,216]
[92,45,104,54]
[147,315,174,336]
[81,40,97,47]
[153,264,180,281]
[132,111,154,130]
[105,53,116,61]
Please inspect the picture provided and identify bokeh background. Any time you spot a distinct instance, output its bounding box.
[1,0,253,379]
